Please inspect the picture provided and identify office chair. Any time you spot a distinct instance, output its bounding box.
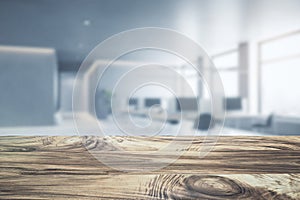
[194,113,213,131]
[167,119,179,125]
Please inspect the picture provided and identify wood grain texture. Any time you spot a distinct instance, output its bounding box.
[1,136,300,199]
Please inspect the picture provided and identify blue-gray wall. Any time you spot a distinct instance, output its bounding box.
[0,46,57,126]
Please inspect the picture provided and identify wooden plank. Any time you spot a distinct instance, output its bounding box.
[1,136,300,199]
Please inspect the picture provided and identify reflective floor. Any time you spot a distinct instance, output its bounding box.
[0,112,267,136]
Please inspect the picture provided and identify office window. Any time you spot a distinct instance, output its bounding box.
[261,33,300,61]
[259,30,300,116]
[212,50,239,97]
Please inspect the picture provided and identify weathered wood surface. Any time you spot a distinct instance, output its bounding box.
[1,136,300,199]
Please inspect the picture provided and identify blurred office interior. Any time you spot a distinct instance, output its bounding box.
[0,0,300,136]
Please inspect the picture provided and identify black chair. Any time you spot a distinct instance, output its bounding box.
[194,113,213,131]
[167,119,179,125]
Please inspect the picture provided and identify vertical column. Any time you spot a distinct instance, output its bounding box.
[238,42,249,97]
[238,42,249,111]
[197,57,204,98]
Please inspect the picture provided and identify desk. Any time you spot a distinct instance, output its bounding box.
[1,136,300,199]
[224,114,266,131]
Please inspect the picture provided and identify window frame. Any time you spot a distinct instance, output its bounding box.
[257,29,300,114]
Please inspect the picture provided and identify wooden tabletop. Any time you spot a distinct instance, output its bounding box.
[1,136,300,199]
